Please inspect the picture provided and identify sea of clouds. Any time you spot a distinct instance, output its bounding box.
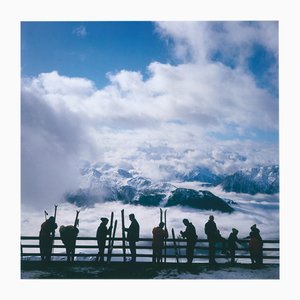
[21,184,279,240]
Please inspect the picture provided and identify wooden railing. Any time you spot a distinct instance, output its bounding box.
[21,236,279,264]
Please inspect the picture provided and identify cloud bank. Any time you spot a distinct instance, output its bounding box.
[21,21,278,208]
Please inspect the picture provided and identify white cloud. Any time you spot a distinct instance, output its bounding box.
[21,21,278,208]
[72,25,87,38]
[21,192,279,240]
[155,21,278,65]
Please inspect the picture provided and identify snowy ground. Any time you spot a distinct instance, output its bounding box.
[154,264,279,279]
[21,262,279,279]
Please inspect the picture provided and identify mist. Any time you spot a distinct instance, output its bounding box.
[21,189,279,240]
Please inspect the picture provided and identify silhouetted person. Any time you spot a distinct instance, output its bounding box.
[180,218,198,264]
[59,225,79,262]
[39,216,57,262]
[205,215,226,265]
[228,228,240,265]
[247,224,263,267]
[124,213,140,262]
[96,217,112,263]
[152,222,168,263]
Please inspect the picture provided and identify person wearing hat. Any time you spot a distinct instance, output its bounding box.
[39,216,58,262]
[152,221,168,263]
[124,213,140,262]
[204,215,219,265]
[96,217,112,263]
[247,224,263,267]
[180,218,198,264]
[228,228,240,264]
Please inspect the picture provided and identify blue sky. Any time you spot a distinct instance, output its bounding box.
[21,21,278,95]
[21,21,279,205]
[21,22,172,88]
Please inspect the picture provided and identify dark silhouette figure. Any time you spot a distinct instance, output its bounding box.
[124,213,140,262]
[228,228,240,264]
[204,215,227,265]
[39,216,57,262]
[180,219,198,264]
[247,224,263,267]
[59,225,79,262]
[152,222,168,263]
[96,217,112,263]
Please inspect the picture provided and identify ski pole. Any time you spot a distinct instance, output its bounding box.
[164,209,167,263]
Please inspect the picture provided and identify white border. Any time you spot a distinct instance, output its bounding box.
[1,0,299,299]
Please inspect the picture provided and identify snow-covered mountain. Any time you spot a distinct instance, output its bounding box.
[166,188,234,213]
[175,164,279,195]
[179,166,223,185]
[66,164,175,206]
[65,163,278,211]
[65,163,234,212]
[219,165,279,195]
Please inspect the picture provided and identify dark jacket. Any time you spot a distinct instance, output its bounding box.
[181,223,198,242]
[96,223,110,241]
[39,219,57,238]
[228,232,239,250]
[205,220,218,240]
[59,225,79,247]
[152,227,168,248]
[126,219,140,242]
[249,229,263,250]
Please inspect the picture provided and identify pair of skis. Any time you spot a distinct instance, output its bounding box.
[160,208,167,263]
[106,212,117,263]
[171,228,180,263]
[121,209,127,262]
[44,204,58,222]
[160,208,180,264]
[71,210,80,262]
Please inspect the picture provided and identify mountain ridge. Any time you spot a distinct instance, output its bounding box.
[65,163,279,211]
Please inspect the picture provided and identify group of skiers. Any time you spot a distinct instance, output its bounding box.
[39,210,80,262]
[39,212,264,267]
[178,215,263,266]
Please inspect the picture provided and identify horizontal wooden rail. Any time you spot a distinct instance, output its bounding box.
[21,236,280,243]
[21,236,279,264]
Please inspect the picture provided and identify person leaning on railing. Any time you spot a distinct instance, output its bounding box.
[39,216,57,262]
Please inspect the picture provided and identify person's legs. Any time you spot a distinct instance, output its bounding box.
[208,239,216,264]
[129,241,136,261]
[230,249,235,264]
[152,248,157,263]
[66,247,71,262]
[186,241,194,263]
[98,241,106,262]
[157,248,163,263]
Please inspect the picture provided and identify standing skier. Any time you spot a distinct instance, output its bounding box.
[152,222,168,263]
[96,217,112,263]
[204,215,219,265]
[39,216,57,262]
[247,224,263,267]
[228,228,240,264]
[124,213,140,262]
[180,218,198,264]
